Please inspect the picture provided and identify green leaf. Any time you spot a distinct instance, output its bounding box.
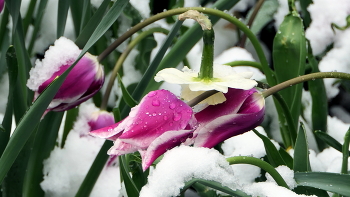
[119,155,140,197]
[57,0,71,38]
[307,40,328,151]
[252,129,287,167]
[273,11,306,146]
[5,0,21,37]
[28,0,49,54]
[0,47,17,157]
[341,128,350,174]
[75,0,111,48]
[70,0,84,36]
[293,123,310,172]
[299,0,312,28]
[272,92,297,147]
[22,0,37,34]
[123,2,143,26]
[183,178,251,197]
[135,35,157,73]
[295,172,350,196]
[279,148,294,169]
[22,112,64,196]
[314,130,344,154]
[14,18,32,112]
[81,0,129,53]
[61,107,79,148]
[191,182,219,197]
[118,74,138,108]
[79,0,91,33]
[2,127,37,196]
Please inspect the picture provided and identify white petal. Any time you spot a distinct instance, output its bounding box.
[154,68,196,84]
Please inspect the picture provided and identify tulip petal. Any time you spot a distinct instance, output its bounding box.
[140,129,193,171]
[193,88,265,148]
[107,139,138,156]
[89,121,124,141]
[118,90,193,149]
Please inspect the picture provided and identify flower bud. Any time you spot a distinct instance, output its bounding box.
[27,37,104,115]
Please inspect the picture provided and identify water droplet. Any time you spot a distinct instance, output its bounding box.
[148,91,157,97]
[163,115,168,120]
[152,99,160,106]
[169,103,176,109]
[152,113,157,116]
[173,113,181,121]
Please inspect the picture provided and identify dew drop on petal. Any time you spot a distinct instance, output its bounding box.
[148,91,157,97]
[169,103,176,109]
[163,115,168,120]
[173,113,181,121]
[152,99,160,106]
[152,113,157,116]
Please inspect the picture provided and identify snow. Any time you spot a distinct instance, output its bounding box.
[222,127,280,184]
[41,102,120,196]
[139,146,237,197]
[214,47,265,81]
[306,0,350,56]
[130,0,150,18]
[266,165,297,189]
[27,37,81,91]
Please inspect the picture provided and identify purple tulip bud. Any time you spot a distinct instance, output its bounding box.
[0,0,4,13]
[90,89,195,170]
[27,37,104,115]
[191,88,265,148]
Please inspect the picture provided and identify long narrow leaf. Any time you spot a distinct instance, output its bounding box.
[0,47,18,157]
[82,0,129,53]
[295,172,350,196]
[252,129,286,167]
[314,130,344,154]
[75,0,111,48]
[5,0,21,37]
[57,0,71,38]
[294,123,310,172]
[22,112,64,196]
[118,74,138,107]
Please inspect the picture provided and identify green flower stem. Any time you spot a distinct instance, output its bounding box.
[341,128,350,174]
[100,27,169,110]
[226,156,289,188]
[224,60,263,71]
[198,29,214,79]
[262,72,350,98]
[97,7,274,86]
[178,10,214,79]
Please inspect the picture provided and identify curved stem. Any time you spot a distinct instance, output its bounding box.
[239,0,265,47]
[186,90,218,107]
[100,27,169,110]
[262,72,350,98]
[97,7,274,86]
[226,156,289,188]
[224,60,263,71]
